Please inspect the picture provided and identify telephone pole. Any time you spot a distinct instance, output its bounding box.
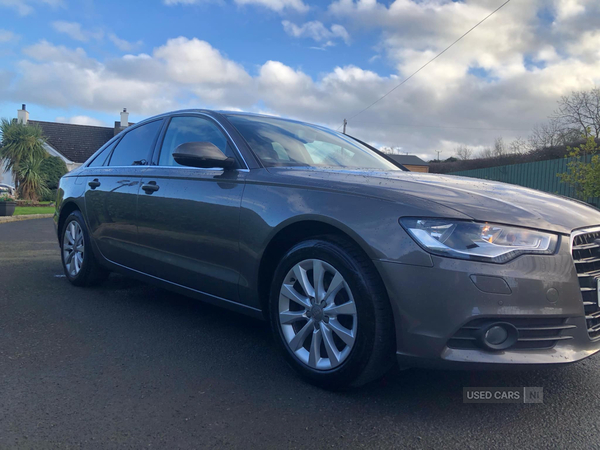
[342,119,347,134]
[436,150,442,161]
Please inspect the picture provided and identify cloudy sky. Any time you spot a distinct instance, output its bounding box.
[0,0,599,160]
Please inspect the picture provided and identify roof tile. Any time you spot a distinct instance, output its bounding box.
[29,120,114,164]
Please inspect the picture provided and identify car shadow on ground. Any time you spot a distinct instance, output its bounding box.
[6,220,599,446]
[86,273,590,402]
[9,257,599,446]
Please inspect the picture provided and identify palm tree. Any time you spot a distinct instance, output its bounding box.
[17,156,49,202]
[0,118,49,200]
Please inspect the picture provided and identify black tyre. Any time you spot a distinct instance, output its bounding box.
[60,210,108,287]
[269,236,395,389]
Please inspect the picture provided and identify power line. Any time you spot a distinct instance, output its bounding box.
[338,0,513,131]
[358,123,530,132]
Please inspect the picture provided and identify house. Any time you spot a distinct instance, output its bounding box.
[387,154,430,173]
[0,105,132,186]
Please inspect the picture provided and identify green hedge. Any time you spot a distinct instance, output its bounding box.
[40,188,58,202]
[40,156,68,190]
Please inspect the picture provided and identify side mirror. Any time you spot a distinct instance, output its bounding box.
[172,142,235,169]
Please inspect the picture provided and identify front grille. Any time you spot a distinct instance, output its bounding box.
[447,318,574,350]
[572,228,600,339]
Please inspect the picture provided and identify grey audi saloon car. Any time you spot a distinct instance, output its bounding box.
[55,110,600,388]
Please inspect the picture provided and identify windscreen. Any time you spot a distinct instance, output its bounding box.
[226,114,401,171]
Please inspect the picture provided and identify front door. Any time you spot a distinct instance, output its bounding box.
[136,115,246,302]
[84,119,163,268]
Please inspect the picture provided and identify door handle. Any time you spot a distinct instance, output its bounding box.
[141,181,160,193]
[88,179,101,189]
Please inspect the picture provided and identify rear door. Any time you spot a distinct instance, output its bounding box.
[135,114,247,302]
[84,119,164,269]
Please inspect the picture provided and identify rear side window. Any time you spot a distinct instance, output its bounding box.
[158,116,233,167]
[88,141,117,167]
[109,120,163,167]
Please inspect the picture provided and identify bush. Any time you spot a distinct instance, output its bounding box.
[40,156,68,190]
[558,136,600,199]
[40,188,58,203]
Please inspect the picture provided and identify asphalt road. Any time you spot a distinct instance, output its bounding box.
[1,219,600,449]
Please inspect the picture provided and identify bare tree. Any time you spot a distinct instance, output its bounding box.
[529,119,564,149]
[379,146,403,155]
[508,137,530,155]
[454,145,473,160]
[553,88,600,139]
[478,147,494,159]
[493,137,506,157]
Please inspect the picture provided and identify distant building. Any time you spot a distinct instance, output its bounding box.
[0,105,132,186]
[387,155,430,173]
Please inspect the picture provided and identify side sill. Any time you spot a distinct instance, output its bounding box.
[101,257,265,320]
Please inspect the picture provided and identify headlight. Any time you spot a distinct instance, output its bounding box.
[400,218,558,263]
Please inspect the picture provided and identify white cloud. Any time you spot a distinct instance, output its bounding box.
[555,0,587,20]
[8,38,252,115]
[282,21,350,46]
[0,29,19,43]
[163,0,308,12]
[6,1,600,159]
[567,30,600,62]
[154,37,250,85]
[51,21,142,52]
[108,33,143,52]
[12,41,178,113]
[234,0,308,12]
[0,0,34,15]
[23,40,92,66]
[52,21,104,42]
[259,61,313,91]
[55,116,108,127]
[0,0,63,16]
[163,0,211,4]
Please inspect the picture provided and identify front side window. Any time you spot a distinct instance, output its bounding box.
[226,114,400,170]
[159,116,233,167]
[108,120,163,167]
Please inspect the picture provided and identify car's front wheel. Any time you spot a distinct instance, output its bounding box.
[269,236,395,389]
[61,210,108,286]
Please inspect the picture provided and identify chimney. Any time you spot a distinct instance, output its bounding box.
[17,104,29,124]
[120,108,129,128]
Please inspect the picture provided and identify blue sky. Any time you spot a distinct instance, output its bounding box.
[1,0,599,158]
[0,0,383,121]
[0,0,386,76]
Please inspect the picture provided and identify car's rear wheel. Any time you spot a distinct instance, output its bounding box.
[61,210,108,286]
[269,236,395,389]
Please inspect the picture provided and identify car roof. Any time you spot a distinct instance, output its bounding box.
[152,109,320,128]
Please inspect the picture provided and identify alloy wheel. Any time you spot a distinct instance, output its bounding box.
[278,259,358,370]
[63,221,84,277]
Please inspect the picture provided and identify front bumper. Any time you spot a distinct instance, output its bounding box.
[374,235,600,369]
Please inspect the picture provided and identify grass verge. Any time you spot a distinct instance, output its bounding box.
[14,206,55,216]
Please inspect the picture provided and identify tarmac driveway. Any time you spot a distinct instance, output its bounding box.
[1,218,599,449]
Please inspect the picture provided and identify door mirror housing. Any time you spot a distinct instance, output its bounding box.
[172,142,236,169]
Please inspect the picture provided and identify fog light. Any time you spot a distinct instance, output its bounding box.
[485,326,508,345]
[475,322,519,351]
